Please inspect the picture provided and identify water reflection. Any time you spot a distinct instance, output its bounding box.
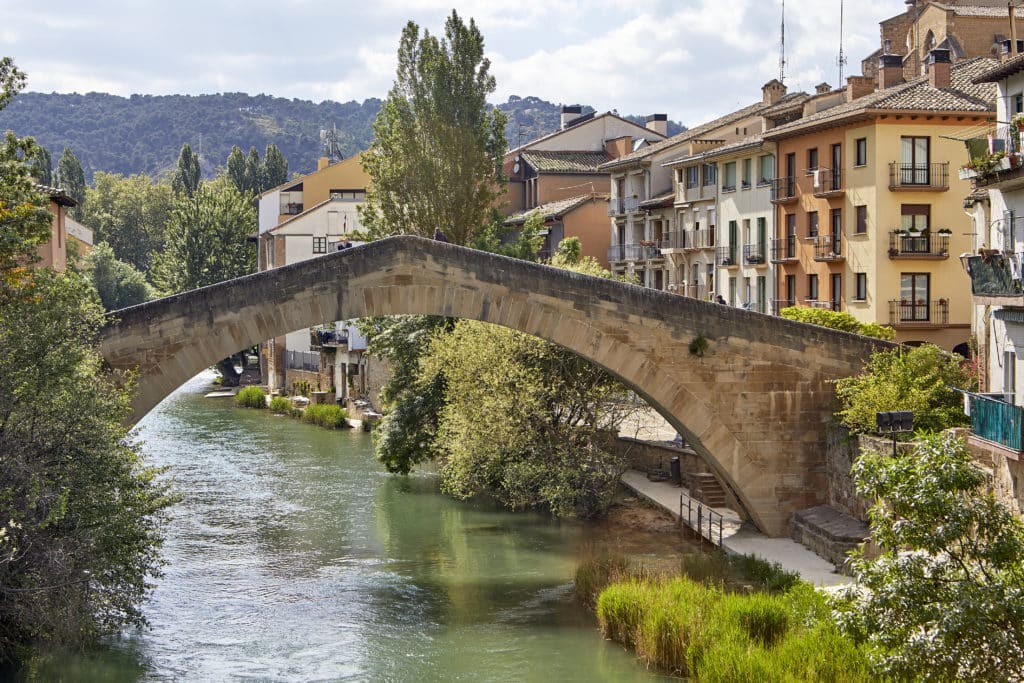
[26,372,672,681]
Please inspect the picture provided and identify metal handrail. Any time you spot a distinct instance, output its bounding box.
[680,492,724,546]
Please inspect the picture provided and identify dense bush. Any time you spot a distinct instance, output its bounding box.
[268,396,291,414]
[235,386,266,409]
[780,306,896,340]
[834,343,976,434]
[301,404,350,429]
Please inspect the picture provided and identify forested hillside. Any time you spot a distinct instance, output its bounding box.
[0,91,684,181]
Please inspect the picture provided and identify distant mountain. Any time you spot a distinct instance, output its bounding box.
[0,92,685,182]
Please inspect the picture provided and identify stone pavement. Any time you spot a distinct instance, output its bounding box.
[621,470,852,587]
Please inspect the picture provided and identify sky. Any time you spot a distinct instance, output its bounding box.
[1,0,901,127]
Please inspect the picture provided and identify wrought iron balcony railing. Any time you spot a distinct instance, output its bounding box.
[888,162,949,191]
[769,176,798,203]
[716,245,739,267]
[743,243,767,265]
[887,231,950,258]
[888,298,949,325]
[813,234,843,261]
[770,235,797,262]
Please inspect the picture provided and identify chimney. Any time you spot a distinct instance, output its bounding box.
[561,105,583,129]
[928,48,951,89]
[847,75,875,101]
[605,136,632,160]
[317,156,330,171]
[878,53,905,89]
[761,79,787,105]
[645,113,668,137]
[815,82,832,95]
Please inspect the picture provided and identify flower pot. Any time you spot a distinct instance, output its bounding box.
[959,167,978,180]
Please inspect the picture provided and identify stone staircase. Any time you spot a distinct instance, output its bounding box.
[789,505,871,572]
[687,472,727,507]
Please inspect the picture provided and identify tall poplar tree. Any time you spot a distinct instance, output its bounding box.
[359,10,507,245]
[263,143,288,190]
[244,146,262,195]
[171,143,200,197]
[54,146,85,219]
[225,145,246,194]
[28,143,51,185]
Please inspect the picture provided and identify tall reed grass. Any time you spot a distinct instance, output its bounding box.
[235,386,267,408]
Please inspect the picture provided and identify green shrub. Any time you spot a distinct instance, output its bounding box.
[595,580,649,648]
[235,386,266,408]
[268,396,291,414]
[574,550,632,607]
[781,306,896,341]
[729,554,800,593]
[679,551,732,585]
[727,593,789,646]
[301,403,350,429]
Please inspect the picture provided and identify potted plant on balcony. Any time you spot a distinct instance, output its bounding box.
[937,228,952,235]
[958,161,978,180]
[938,298,947,306]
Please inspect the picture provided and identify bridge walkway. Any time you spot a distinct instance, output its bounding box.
[620,470,851,587]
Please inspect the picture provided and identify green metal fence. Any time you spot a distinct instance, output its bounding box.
[970,393,1023,452]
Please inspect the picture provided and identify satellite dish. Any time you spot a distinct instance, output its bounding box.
[513,162,520,174]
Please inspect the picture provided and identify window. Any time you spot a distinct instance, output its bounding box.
[758,155,774,184]
[702,163,717,186]
[855,272,867,301]
[855,205,867,234]
[685,166,699,189]
[807,147,819,173]
[786,213,797,258]
[808,274,819,300]
[723,162,737,192]
[729,276,737,305]
[831,274,842,311]
[808,211,819,238]
[855,138,867,166]
[830,208,842,236]
[742,158,752,188]
[900,273,930,321]
[1016,93,1024,116]
[786,274,796,306]
[900,136,931,184]
[313,236,327,253]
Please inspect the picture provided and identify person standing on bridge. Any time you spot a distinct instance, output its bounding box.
[715,294,727,305]
[432,229,449,243]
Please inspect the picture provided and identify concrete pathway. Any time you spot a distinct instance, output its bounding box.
[621,470,851,587]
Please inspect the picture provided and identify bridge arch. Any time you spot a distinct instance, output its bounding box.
[101,236,888,536]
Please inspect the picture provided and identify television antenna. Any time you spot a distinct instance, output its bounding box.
[837,0,848,82]
[320,123,345,163]
[779,0,787,83]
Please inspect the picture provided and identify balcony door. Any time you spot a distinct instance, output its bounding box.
[830,143,842,191]
[900,136,930,185]
[785,153,796,195]
[901,204,930,254]
[900,273,930,321]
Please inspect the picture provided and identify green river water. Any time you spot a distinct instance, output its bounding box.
[28,372,687,681]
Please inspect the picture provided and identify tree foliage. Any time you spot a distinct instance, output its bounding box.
[833,433,1024,681]
[834,344,976,434]
[425,320,638,518]
[151,178,255,295]
[84,242,152,310]
[779,306,896,341]
[170,143,200,198]
[226,145,246,194]
[26,143,50,185]
[53,146,85,219]
[359,11,507,245]
[83,171,173,273]
[263,143,288,189]
[0,57,174,661]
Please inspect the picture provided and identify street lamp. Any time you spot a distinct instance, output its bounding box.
[876,410,914,457]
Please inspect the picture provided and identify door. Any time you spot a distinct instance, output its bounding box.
[831,274,842,311]
[900,136,930,185]
[831,143,842,190]
[785,153,796,195]
[900,273,930,321]
[728,220,738,263]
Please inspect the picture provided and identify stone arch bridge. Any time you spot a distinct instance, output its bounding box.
[100,236,889,536]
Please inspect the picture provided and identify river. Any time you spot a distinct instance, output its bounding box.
[29,372,682,681]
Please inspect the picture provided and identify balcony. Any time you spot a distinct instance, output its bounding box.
[769,176,798,204]
[812,169,843,198]
[962,252,1024,304]
[607,244,626,262]
[967,392,1023,453]
[812,234,843,261]
[887,299,949,326]
[608,198,625,216]
[716,246,739,268]
[888,162,949,192]
[609,242,663,262]
[683,229,715,251]
[806,299,840,311]
[770,235,797,263]
[282,202,304,215]
[624,197,642,214]
[663,229,686,251]
[743,243,767,266]
[887,231,950,259]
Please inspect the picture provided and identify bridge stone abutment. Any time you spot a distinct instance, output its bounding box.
[101,236,890,536]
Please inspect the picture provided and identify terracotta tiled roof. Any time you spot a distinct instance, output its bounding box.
[521,150,611,174]
[973,53,1024,83]
[663,135,766,167]
[764,57,997,140]
[503,194,603,226]
[600,92,808,170]
[33,183,76,207]
[506,112,666,156]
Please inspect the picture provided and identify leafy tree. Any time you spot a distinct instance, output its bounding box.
[833,433,1024,681]
[171,143,200,198]
[84,242,153,310]
[359,11,507,245]
[0,57,26,112]
[0,56,174,663]
[780,306,896,341]
[244,146,262,195]
[226,145,246,194]
[834,344,976,434]
[53,146,85,219]
[151,178,256,383]
[263,143,288,190]
[83,171,174,273]
[27,143,50,185]
[425,318,638,518]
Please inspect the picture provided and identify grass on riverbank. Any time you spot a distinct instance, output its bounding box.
[578,550,874,681]
[236,387,351,430]
[235,386,267,408]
